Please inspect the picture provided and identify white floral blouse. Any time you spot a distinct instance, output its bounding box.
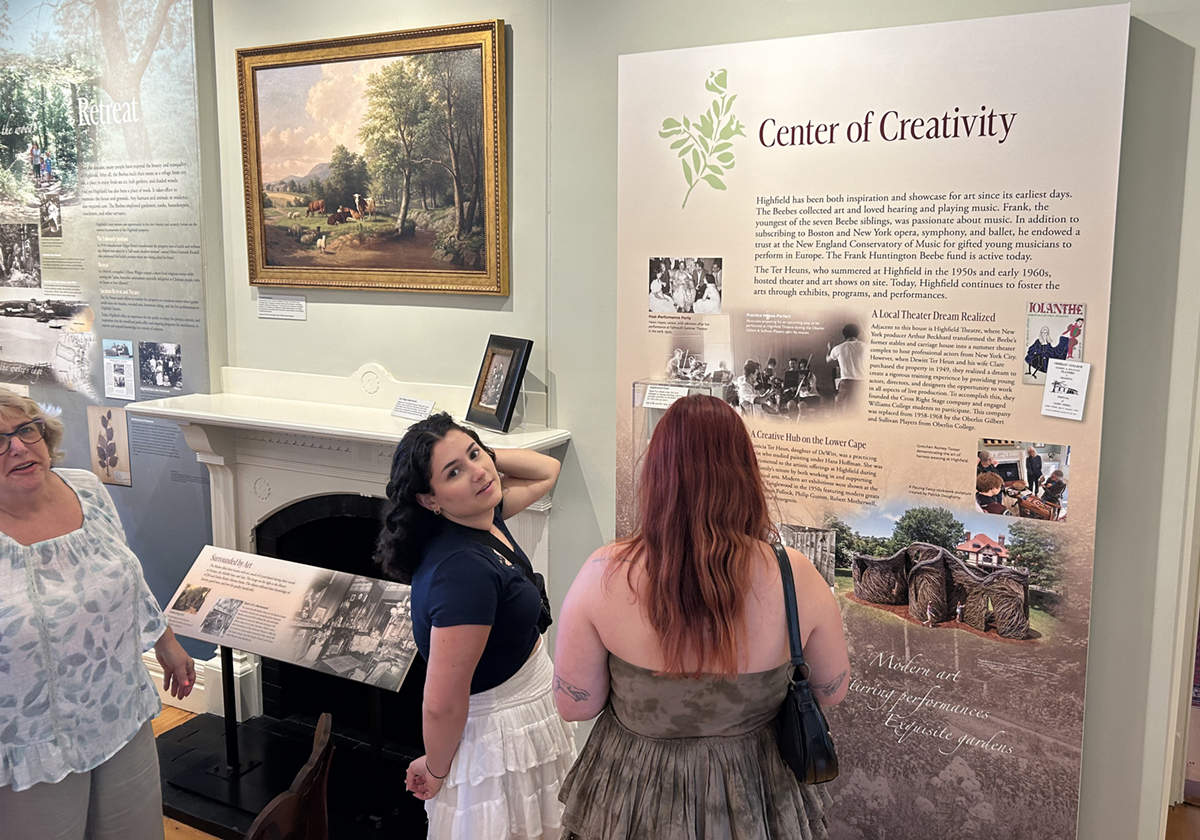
[0,469,167,791]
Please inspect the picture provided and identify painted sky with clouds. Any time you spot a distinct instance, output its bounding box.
[255,57,393,183]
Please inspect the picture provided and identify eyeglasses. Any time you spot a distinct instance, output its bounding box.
[0,421,45,455]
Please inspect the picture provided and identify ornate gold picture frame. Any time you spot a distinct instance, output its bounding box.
[237,20,508,294]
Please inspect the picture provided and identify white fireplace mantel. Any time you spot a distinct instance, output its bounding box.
[128,363,570,719]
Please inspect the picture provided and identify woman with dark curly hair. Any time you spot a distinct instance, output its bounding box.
[375,413,575,840]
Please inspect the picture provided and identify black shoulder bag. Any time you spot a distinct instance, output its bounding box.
[444,520,553,634]
[773,543,839,784]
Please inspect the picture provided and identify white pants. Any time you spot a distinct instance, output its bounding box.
[0,720,164,840]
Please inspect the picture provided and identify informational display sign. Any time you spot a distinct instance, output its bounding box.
[0,1,208,400]
[641,383,689,410]
[617,7,1127,838]
[391,395,437,421]
[0,2,214,643]
[168,546,419,692]
[257,292,308,321]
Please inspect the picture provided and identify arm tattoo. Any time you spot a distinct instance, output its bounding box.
[554,675,591,702]
[813,669,847,698]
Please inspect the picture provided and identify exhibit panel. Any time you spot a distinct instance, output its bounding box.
[0,0,1191,836]
[617,7,1127,838]
[0,0,216,656]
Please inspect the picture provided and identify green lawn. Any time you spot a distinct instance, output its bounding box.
[265,203,395,241]
[1028,603,1063,638]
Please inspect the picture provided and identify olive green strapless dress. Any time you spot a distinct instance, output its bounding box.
[559,654,829,840]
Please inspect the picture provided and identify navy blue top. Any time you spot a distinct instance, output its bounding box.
[411,505,542,694]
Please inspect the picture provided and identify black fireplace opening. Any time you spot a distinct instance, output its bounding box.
[996,461,1022,483]
[254,493,427,757]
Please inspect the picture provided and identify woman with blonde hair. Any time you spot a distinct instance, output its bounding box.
[0,392,194,840]
[553,394,849,839]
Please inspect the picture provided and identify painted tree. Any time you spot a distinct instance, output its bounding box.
[889,507,968,555]
[454,55,484,233]
[825,515,854,569]
[1006,519,1062,589]
[413,164,452,211]
[325,144,369,212]
[417,48,483,240]
[359,56,430,235]
[46,0,184,159]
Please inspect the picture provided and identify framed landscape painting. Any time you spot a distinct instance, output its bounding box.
[237,20,509,294]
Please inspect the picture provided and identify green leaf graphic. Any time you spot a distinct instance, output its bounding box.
[659,69,744,209]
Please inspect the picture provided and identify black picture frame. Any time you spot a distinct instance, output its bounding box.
[466,335,533,433]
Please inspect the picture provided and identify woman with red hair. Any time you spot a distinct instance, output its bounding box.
[554,394,849,839]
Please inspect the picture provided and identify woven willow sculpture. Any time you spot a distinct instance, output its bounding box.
[907,545,949,623]
[982,569,1031,639]
[851,547,910,605]
[947,556,990,631]
[853,542,1031,640]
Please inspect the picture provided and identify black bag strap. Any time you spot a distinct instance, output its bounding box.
[773,543,810,681]
[444,518,540,585]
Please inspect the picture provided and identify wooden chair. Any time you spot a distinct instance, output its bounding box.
[244,713,335,840]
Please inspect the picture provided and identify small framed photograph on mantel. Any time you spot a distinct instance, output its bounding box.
[466,335,533,433]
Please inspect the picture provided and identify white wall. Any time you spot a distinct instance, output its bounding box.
[203,2,1200,837]
[208,0,550,390]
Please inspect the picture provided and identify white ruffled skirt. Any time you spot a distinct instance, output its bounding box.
[426,642,577,840]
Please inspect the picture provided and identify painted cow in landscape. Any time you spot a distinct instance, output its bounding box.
[354,194,377,219]
[306,199,326,217]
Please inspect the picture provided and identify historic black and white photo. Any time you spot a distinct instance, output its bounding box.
[290,571,418,691]
[478,350,512,410]
[648,257,722,314]
[199,597,245,636]
[138,341,183,390]
[0,225,40,288]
